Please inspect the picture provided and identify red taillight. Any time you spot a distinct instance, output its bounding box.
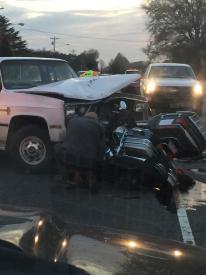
[175,118,188,128]
[167,151,174,161]
[175,168,185,175]
[156,143,175,160]
[156,144,164,150]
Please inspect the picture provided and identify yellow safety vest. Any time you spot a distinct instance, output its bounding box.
[80,70,98,77]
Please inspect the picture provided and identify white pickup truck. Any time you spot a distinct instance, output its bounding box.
[0,57,142,171]
[0,57,77,171]
[141,63,203,113]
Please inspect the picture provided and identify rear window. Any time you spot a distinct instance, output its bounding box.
[1,60,77,90]
[148,65,196,79]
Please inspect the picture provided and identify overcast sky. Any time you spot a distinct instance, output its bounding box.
[1,0,149,63]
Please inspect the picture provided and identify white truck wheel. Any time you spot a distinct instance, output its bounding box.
[9,125,52,172]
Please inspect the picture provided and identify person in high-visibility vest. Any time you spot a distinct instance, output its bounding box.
[80,70,99,77]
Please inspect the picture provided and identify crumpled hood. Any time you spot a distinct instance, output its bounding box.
[150,78,198,87]
[22,74,140,100]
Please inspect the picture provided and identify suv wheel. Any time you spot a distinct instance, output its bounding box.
[9,125,51,172]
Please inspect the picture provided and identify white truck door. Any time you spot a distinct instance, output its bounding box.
[0,74,9,150]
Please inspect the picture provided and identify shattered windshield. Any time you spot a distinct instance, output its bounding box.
[0,0,206,274]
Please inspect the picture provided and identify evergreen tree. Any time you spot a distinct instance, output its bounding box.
[0,15,27,56]
[108,53,130,74]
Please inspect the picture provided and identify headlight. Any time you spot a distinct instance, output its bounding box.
[135,103,145,112]
[146,80,156,94]
[193,83,202,96]
[65,104,76,116]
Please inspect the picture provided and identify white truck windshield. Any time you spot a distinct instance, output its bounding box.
[148,65,196,79]
[1,60,77,90]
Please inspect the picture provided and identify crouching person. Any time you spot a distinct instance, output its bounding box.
[54,112,105,192]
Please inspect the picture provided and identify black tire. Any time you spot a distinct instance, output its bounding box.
[8,125,52,172]
[155,181,173,207]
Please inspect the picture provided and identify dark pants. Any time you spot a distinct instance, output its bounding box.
[54,143,68,179]
[54,143,102,190]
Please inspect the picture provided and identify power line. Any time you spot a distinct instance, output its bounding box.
[19,26,147,44]
[50,35,60,52]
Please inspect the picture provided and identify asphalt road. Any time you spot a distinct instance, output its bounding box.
[0,154,182,240]
[0,97,206,248]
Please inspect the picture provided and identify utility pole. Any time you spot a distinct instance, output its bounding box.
[50,36,60,52]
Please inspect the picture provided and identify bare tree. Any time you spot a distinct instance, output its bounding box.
[143,0,206,76]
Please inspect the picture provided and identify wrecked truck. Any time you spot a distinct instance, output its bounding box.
[0,57,76,171]
[0,58,177,194]
[0,57,149,171]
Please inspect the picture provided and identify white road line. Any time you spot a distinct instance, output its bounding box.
[174,190,196,245]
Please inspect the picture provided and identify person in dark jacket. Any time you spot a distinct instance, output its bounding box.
[54,112,105,191]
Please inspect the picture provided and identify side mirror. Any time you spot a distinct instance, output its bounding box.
[119,100,127,111]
